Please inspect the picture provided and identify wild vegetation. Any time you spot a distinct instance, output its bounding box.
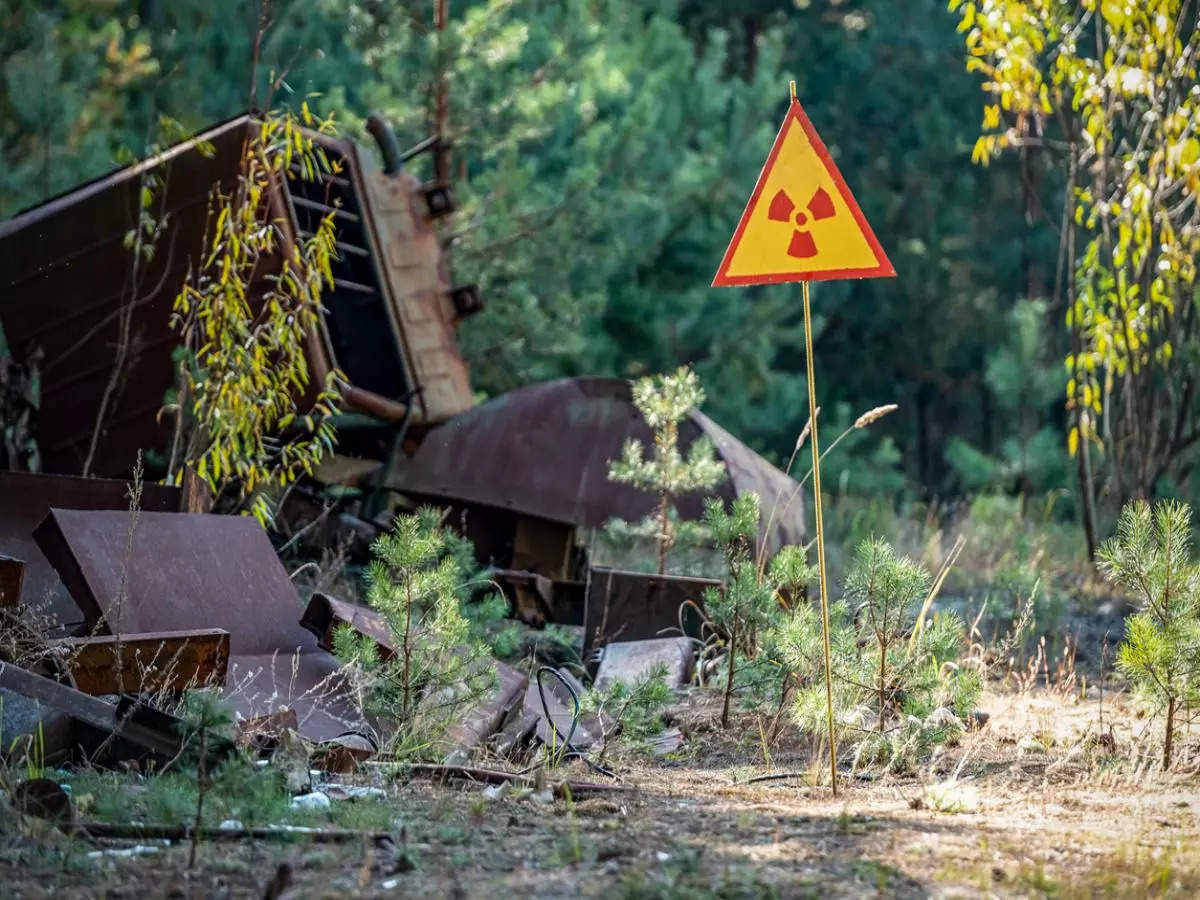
[3,1,1200,898]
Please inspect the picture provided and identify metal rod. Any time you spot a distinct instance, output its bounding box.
[802,279,837,796]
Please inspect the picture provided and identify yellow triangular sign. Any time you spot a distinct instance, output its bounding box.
[713,99,895,286]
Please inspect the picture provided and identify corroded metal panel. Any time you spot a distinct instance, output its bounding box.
[62,628,230,696]
[0,471,181,629]
[393,377,806,552]
[356,152,473,424]
[584,567,720,654]
[33,508,364,743]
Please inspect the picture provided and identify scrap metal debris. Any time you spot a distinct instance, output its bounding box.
[34,508,366,743]
[584,567,721,653]
[0,471,182,629]
[0,660,189,766]
[392,377,806,553]
[593,637,695,690]
[0,115,476,478]
[60,628,230,696]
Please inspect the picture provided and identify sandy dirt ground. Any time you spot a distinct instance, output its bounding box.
[3,686,1199,899]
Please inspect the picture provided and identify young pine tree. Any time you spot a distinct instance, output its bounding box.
[703,492,816,728]
[334,508,497,759]
[608,366,726,574]
[777,538,979,771]
[1098,500,1200,770]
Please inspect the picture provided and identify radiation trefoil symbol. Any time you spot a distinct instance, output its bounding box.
[767,187,836,259]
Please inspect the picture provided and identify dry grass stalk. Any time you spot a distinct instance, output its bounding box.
[760,402,899,577]
[853,404,899,429]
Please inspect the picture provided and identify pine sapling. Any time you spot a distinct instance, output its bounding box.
[608,366,725,574]
[777,538,978,772]
[334,508,498,759]
[704,493,811,728]
[1098,500,1200,770]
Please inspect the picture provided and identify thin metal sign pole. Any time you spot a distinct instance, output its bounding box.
[802,278,837,795]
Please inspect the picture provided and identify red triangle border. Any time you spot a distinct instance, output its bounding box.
[712,99,896,287]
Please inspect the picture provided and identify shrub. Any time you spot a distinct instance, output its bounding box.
[165,106,342,526]
[1098,499,1200,770]
[608,366,726,574]
[776,538,979,772]
[703,492,815,728]
[333,508,498,760]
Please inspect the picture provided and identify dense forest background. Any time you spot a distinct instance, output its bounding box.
[0,0,1157,537]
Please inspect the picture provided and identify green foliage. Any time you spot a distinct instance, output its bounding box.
[165,106,342,526]
[702,492,816,727]
[334,508,498,761]
[1098,499,1200,768]
[945,299,1069,499]
[593,511,723,578]
[610,366,726,573]
[775,539,979,772]
[582,662,673,754]
[1,0,1048,505]
[953,0,1200,501]
[704,494,780,646]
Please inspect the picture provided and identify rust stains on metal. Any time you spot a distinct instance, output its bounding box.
[0,471,181,629]
[61,628,230,696]
[0,114,474,478]
[443,660,528,764]
[583,566,721,654]
[392,377,806,554]
[300,592,395,660]
[33,508,364,743]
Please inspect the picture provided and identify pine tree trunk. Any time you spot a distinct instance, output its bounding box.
[1164,696,1176,770]
[402,582,413,721]
[721,627,736,729]
[656,492,669,576]
[878,644,887,733]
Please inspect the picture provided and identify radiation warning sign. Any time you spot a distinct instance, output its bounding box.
[712,99,895,286]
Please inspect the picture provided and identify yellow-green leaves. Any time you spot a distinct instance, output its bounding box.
[953,0,1200,487]
[167,108,343,526]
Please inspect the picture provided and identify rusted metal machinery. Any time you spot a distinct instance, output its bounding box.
[392,376,807,570]
[0,114,478,477]
[34,508,365,743]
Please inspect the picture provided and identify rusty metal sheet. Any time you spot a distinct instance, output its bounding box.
[593,637,694,690]
[61,628,230,696]
[442,660,528,764]
[584,566,720,654]
[356,146,473,423]
[33,509,365,743]
[0,472,181,629]
[1,115,474,481]
[0,554,24,607]
[0,660,185,766]
[223,651,364,746]
[0,117,252,476]
[34,509,305,653]
[300,592,395,660]
[392,377,806,553]
[492,569,585,627]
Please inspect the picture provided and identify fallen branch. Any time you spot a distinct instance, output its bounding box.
[741,772,811,785]
[399,763,630,797]
[67,822,391,845]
